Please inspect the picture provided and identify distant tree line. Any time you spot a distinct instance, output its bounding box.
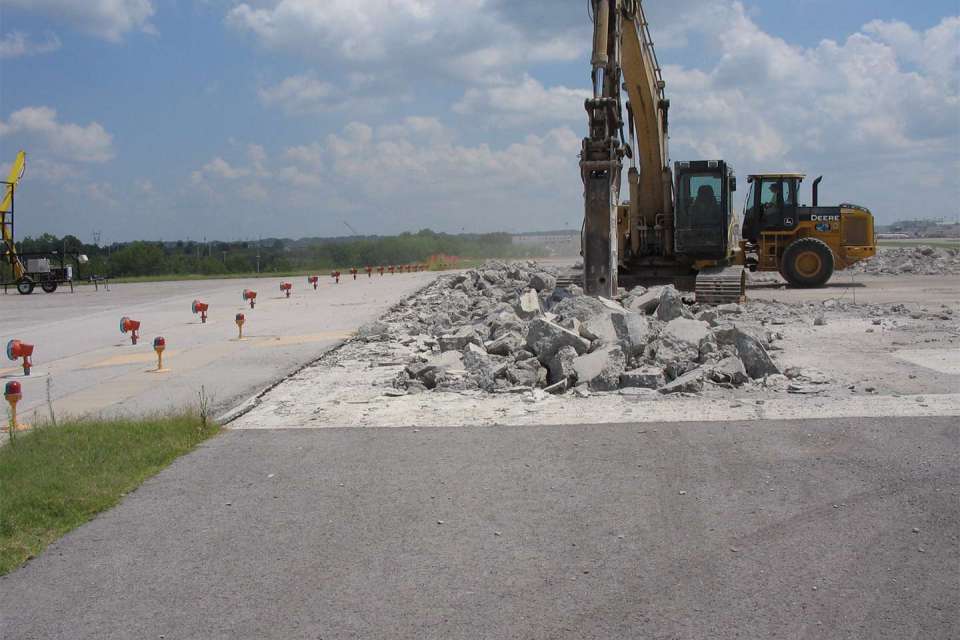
[4,229,547,280]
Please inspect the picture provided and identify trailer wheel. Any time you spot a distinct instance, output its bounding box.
[781,238,834,288]
[41,281,58,293]
[16,277,35,295]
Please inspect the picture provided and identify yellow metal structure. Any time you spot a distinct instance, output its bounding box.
[1,150,26,280]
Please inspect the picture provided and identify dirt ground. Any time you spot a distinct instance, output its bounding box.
[230,271,960,430]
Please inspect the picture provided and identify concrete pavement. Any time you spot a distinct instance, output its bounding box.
[0,272,436,421]
[1,416,956,639]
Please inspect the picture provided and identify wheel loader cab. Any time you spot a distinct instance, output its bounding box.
[742,173,804,240]
[673,160,736,258]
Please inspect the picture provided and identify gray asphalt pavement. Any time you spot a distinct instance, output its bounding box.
[1,416,957,639]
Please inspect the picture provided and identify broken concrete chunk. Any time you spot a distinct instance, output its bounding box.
[656,285,693,322]
[552,295,609,322]
[529,272,557,292]
[658,367,705,394]
[620,367,666,389]
[624,286,664,314]
[597,296,626,312]
[438,326,483,352]
[404,363,446,390]
[733,331,780,379]
[428,351,464,369]
[572,345,626,391]
[526,318,591,364]
[547,345,579,386]
[708,357,749,386]
[611,312,653,358]
[357,320,391,342]
[579,313,619,344]
[486,332,521,357]
[514,289,542,320]
[716,303,743,315]
[466,342,487,356]
[544,380,569,395]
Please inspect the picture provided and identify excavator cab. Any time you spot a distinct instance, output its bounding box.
[673,160,736,258]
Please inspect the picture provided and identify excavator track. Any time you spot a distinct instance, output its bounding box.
[695,266,747,305]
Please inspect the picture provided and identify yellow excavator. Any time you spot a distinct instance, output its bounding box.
[580,0,875,301]
[1,150,27,284]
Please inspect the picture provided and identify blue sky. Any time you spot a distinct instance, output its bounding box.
[1,0,957,242]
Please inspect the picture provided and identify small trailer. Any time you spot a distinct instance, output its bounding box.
[2,251,88,294]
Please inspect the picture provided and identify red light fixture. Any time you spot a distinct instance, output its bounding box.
[153,336,166,371]
[192,299,209,323]
[120,317,141,345]
[4,380,22,433]
[6,340,33,375]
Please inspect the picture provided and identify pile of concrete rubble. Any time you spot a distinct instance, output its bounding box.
[362,260,822,397]
[854,245,960,276]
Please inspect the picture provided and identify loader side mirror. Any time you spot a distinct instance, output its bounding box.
[729,177,737,193]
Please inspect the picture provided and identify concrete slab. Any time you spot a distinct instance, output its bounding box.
[0,273,437,421]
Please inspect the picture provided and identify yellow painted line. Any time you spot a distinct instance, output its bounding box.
[253,332,354,348]
[86,351,180,369]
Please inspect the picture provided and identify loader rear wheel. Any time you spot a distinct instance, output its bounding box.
[41,281,58,293]
[782,238,834,288]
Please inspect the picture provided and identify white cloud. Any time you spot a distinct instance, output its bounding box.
[0,106,115,163]
[2,0,155,42]
[0,31,61,58]
[188,118,584,234]
[651,3,958,220]
[227,0,585,81]
[192,156,249,182]
[454,75,591,126]
[259,74,335,114]
[258,72,405,115]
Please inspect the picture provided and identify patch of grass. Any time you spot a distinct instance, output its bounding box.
[0,413,220,575]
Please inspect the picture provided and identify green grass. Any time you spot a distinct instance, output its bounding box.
[0,413,220,575]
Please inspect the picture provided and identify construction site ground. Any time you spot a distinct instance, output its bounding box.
[0,272,437,424]
[1,265,958,640]
[230,272,960,430]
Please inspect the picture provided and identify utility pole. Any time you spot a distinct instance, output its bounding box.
[256,236,261,274]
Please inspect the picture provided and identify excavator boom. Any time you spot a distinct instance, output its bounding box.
[581,0,672,297]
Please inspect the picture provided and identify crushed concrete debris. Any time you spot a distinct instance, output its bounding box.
[853,245,960,276]
[233,259,960,432]
[370,260,845,397]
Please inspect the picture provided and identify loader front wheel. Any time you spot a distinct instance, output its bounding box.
[782,238,834,288]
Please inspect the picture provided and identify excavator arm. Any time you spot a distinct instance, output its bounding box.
[581,0,672,296]
[1,150,26,280]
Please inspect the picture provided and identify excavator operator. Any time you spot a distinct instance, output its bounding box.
[691,184,720,227]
